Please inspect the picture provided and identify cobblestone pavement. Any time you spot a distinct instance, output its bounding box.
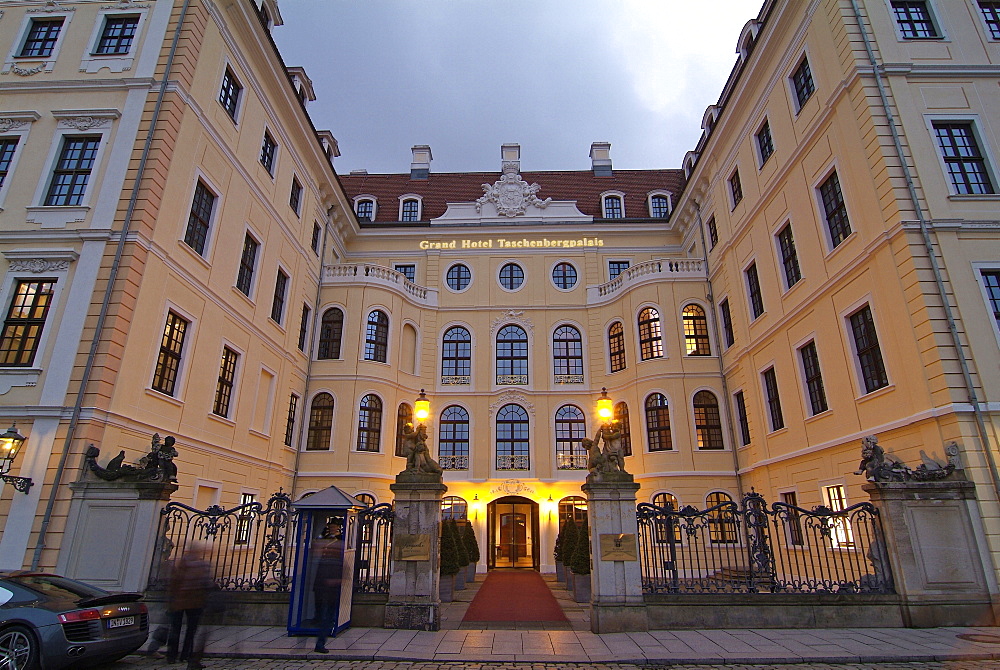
[108,659,1000,669]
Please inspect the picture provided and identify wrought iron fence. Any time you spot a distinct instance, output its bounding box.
[148,490,299,592]
[354,502,394,593]
[636,490,893,595]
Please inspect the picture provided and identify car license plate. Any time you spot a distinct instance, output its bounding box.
[107,616,134,629]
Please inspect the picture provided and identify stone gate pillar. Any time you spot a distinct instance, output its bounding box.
[582,470,648,633]
[384,471,446,631]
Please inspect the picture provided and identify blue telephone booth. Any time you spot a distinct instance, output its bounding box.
[288,486,363,637]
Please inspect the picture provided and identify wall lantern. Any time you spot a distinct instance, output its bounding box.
[414,389,430,424]
[0,424,32,493]
[597,387,613,423]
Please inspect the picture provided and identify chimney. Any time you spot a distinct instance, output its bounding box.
[410,145,432,180]
[590,141,612,176]
[501,143,521,173]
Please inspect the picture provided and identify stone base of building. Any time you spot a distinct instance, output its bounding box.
[384,602,440,631]
[591,603,649,633]
[901,596,998,627]
[644,594,906,628]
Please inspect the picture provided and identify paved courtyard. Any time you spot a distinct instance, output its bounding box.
[110,660,1000,669]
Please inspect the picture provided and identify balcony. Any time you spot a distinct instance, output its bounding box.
[441,375,471,386]
[439,455,469,470]
[496,455,530,470]
[556,454,588,470]
[323,263,438,306]
[496,374,528,386]
[588,259,705,305]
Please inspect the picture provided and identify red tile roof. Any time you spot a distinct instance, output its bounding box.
[339,169,686,223]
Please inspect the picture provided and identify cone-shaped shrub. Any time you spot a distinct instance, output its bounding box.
[463,521,480,564]
[451,519,470,567]
[561,519,579,571]
[570,517,591,575]
[554,522,564,563]
[440,519,460,576]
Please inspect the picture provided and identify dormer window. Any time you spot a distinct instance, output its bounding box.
[400,197,421,222]
[356,198,375,221]
[602,193,624,219]
[737,19,761,60]
[649,193,671,219]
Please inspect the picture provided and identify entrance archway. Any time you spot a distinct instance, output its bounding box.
[487,495,539,570]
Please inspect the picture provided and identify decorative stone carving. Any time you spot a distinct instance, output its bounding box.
[490,479,535,496]
[488,391,535,416]
[84,433,179,483]
[399,423,442,476]
[475,161,552,217]
[60,116,111,131]
[11,64,45,77]
[490,309,533,335]
[8,258,70,273]
[855,434,956,482]
[0,119,29,132]
[102,2,150,9]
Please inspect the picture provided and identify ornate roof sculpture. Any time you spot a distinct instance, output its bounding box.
[475,161,552,217]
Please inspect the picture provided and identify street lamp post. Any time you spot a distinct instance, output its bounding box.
[597,387,613,427]
[0,424,32,493]
[414,389,430,426]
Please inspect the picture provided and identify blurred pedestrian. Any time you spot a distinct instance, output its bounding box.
[166,540,214,669]
[312,523,344,653]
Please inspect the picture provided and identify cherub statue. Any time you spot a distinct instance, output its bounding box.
[401,423,442,475]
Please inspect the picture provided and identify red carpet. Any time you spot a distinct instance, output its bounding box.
[462,570,568,622]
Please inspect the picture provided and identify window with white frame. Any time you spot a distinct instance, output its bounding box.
[693,390,724,449]
[184,180,216,256]
[284,393,298,446]
[979,269,1000,333]
[602,194,624,219]
[819,170,852,248]
[799,340,829,415]
[234,492,257,545]
[638,307,664,360]
[848,304,889,394]
[355,197,375,221]
[235,233,259,297]
[81,10,147,73]
[762,366,784,431]
[270,269,288,324]
[776,223,802,288]
[212,346,240,418]
[608,260,630,280]
[608,321,626,373]
[823,484,855,548]
[552,324,584,380]
[44,136,101,206]
[645,393,672,452]
[94,15,139,54]
[260,131,277,174]
[219,67,243,120]
[890,1,940,39]
[733,390,751,446]
[0,137,20,191]
[756,119,774,165]
[0,279,55,367]
[18,17,64,57]
[932,122,995,195]
[682,304,711,356]
[729,169,743,207]
[400,198,420,222]
[791,55,815,111]
[364,310,389,362]
[439,405,470,470]
[152,310,189,396]
[6,13,72,75]
[980,1,1000,39]
[649,194,670,218]
[745,262,764,319]
[395,264,416,282]
[306,393,333,451]
[289,177,302,215]
[356,394,383,452]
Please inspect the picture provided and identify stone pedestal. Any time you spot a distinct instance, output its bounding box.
[865,477,998,627]
[56,478,177,592]
[582,471,648,633]
[384,472,446,631]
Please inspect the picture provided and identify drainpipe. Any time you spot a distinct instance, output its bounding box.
[848,0,1000,501]
[693,200,744,498]
[31,0,192,571]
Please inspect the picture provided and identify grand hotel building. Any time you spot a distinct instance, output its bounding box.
[2,0,1000,584]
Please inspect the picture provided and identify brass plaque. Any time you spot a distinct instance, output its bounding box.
[599,533,638,561]
[393,534,431,561]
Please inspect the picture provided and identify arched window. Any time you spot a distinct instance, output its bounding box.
[682,304,711,356]
[496,325,528,384]
[364,310,388,362]
[439,405,470,470]
[306,393,334,451]
[645,393,672,452]
[694,390,724,450]
[356,199,374,221]
[608,322,626,372]
[555,404,587,470]
[650,194,670,218]
[603,194,624,218]
[614,401,631,456]
[638,307,664,360]
[317,307,344,360]
[553,325,583,379]
[496,403,529,470]
[441,326,471,379]
[357,394,382,452]
[652,492,681,542]
[401,198,420,222]
[652,492,678,509]
[441,495,468,520]
[354,493,376,507]
[394,403,412,457]
[706,491,739,544]
[558,496,588,526]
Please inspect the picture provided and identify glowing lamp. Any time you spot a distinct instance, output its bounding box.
[597,388,613,422]
[0,424,32,493]
[414,389,430,422]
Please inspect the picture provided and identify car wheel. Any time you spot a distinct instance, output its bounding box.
[0,625,38,670]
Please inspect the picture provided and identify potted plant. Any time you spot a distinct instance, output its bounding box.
[571,517,592,603]
[451,519,468,590]
[463,521,480,582]
[439,519,459,602]
[554,521,565,582]
[561,519,578,591]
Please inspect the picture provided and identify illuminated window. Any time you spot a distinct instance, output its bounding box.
[645,393,672,452]
[0,280,55,367]
[682,304,710,356]
[638,307,663,360]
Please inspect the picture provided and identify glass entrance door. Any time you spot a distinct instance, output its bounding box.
[488,496,538,569]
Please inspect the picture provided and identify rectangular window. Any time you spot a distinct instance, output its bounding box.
[401,199,419,222]
[45,136,101,206]
[792,56,815,109]
[235,233,258,296]
[933,122,995,195]
[762,366,784,431]
[394,264,416,282]
[213,346,239,417]
[745,263,764,319]
[849,305,889,393]
[729,169,743,207]
[0,280,55,367]
[734,390,751,446]
[289,177,302,214]
[0,138,19,188]
[297,304,310,351]
[891,1,939,38]
[777,224,802,288]
[780,491,805,546]
[356,200,374,221]
[95,15,139,55]
[981,1,1000,39]
[311,222,321,254]
[719,298,734,348]
[219,68,242,120]
[260,131,277,174]
[756,120,774,165]
[184,181,215,255]
[980,269,1000,329]
[152,311,188,396]
[820,171,852,248]
[284,393,298,447]
[707,216,718,249]
[234,492,256,545]
[19,18,63,57]
[270,270,288,323]
[824,484,854,548]
[799,340,829,415]
[608,260,630,280]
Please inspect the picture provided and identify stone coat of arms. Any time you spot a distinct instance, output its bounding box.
[476,161,552,217]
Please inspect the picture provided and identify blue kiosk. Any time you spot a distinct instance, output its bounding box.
[288,486,363,638]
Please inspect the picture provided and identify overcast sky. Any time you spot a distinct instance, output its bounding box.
[273,1,758,174]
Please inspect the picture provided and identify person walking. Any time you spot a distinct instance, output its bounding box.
[166,541,214,669]
[312,524,345,653]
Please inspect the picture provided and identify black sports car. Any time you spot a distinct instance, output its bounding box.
[0,572,148,669]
